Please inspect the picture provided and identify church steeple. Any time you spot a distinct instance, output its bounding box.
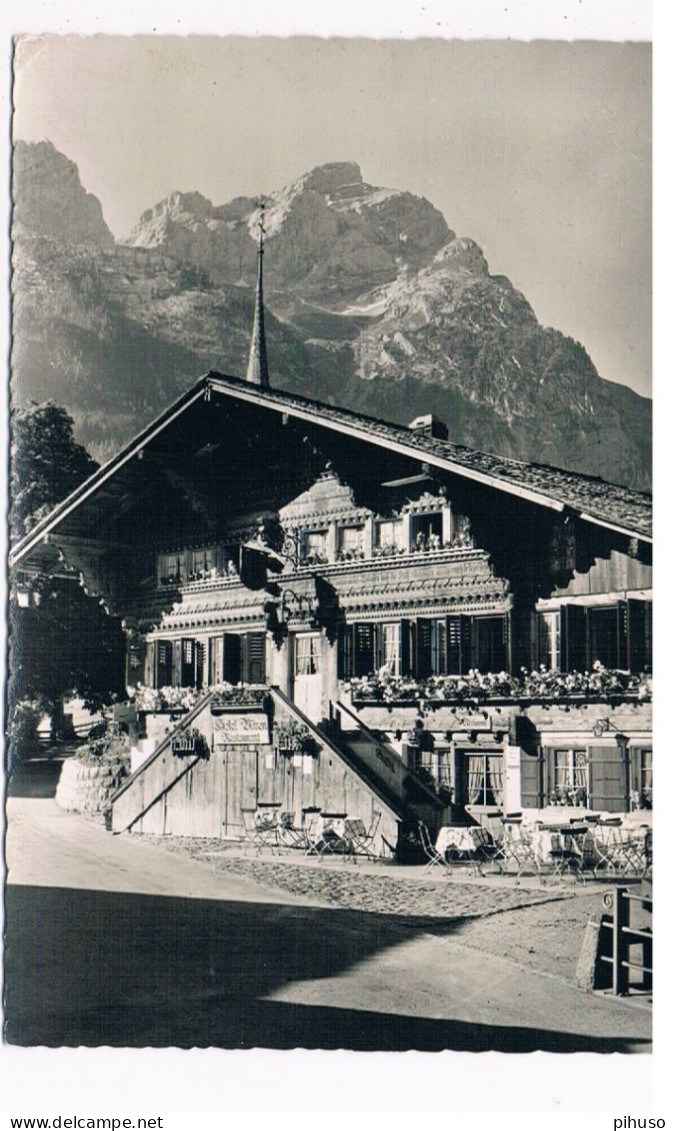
[245,199,270,388]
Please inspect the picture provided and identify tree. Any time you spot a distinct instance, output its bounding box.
[10,401,98,541]
[8,402,125,750]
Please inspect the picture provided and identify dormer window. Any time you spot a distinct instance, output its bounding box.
[302,530,328,566]
[375,519,404,556]
[337,525,364,561]
[411,511,443,552]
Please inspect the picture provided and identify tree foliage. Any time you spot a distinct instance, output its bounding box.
[10,400,98,541]
[9,401,125,746]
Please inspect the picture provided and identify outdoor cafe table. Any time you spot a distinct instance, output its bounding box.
[436,825,491,856]
[530,823,589,866]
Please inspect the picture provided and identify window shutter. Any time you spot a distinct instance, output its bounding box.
[222,634,242,683]
[209,636,223,685]
[144,640,156,687]
[447,615,470,675]
[400,619,413,676]
[520,748,544,808]
[156,639,173,687]
[627,599,647,673]
[195,641,205,690]
[560,604,587,671]
[415,618,433,678]
[181,639,196,686]
[337,625,351,680]
[354,623,375,676]
[172,641,182,687]
[588,744,628,813]
[244,632,266,683]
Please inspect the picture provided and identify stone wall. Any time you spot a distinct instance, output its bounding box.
[55,755,129,815]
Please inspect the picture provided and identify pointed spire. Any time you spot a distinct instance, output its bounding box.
[246,198,270,388]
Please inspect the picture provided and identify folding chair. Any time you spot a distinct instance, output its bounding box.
[304,811,328,858]
[503,822,542,880]
[418,822,451,874]
[276,811,306,849]
[547,830,589,883]
[613,828,648,877]
[242,808,279,855]
[345,811,382,860]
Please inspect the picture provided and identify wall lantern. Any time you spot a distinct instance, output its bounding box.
[593,717,628,745]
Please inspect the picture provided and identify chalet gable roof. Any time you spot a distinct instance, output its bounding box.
[10,370,652,568]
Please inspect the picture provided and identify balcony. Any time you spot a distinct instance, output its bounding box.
[345,666,653,708]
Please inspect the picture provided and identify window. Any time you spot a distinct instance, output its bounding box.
[472,615,508,672]
[411,512,443,552]
[376,519,404,554]
[431,619,448,674]
[377,623,401,675]
[338,526,363,558]
[550,749,588,807]
[303,531,328,564]
[189,545,215,579]
[588,606,624,669]
[554,599,652,674]
[464,752,504,807]
[535,611,561,671]
[631,747,652,810]
[295,634,321,676]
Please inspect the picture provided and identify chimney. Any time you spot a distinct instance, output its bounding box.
[408,413,448,441]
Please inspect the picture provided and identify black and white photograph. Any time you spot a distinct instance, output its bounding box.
[2,1,659,1118]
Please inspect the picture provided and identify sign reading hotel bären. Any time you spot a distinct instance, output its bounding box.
[213,713,270,745]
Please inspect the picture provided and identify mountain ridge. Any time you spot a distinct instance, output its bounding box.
[11,142,651,488]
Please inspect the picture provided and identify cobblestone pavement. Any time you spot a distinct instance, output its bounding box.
[140,836,574,921]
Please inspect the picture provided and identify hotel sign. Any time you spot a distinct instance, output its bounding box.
[213,713,270,745]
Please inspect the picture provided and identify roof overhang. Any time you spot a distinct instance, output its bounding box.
[9,371,652,569]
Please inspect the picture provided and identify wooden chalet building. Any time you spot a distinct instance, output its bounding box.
[10,222,652,854]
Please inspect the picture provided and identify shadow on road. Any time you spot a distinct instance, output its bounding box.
[4,885,650,1053]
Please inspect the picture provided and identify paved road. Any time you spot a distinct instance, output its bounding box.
[5,797,652,1053]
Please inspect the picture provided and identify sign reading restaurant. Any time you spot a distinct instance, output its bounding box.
[213,713,270,745]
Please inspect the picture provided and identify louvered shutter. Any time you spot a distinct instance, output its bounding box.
[560,604,587,671]
[447,615,470,675]
[588,744,629,813]
[244,632,266,683]
[353,623,375,676]
[181,639,197,685]
[337,625,352,679]
[400,619,413,676]
[415,618,433,678]
[627,599,647,673]
[156,640,173,687]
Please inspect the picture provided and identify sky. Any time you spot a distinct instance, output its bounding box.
[12,34,651,399]
[0,2,666,1123]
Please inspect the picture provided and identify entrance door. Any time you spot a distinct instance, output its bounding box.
[293,632,323,721]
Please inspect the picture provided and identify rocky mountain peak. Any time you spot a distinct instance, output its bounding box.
[302,161,364,194]
[12,139,114,247]
[10,141,651,489]
[431,237,490,276]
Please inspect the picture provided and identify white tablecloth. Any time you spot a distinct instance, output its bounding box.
[436,826,490,854]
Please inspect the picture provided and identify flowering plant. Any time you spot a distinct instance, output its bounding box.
[345,664,651,705]
[129,682,268,713]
